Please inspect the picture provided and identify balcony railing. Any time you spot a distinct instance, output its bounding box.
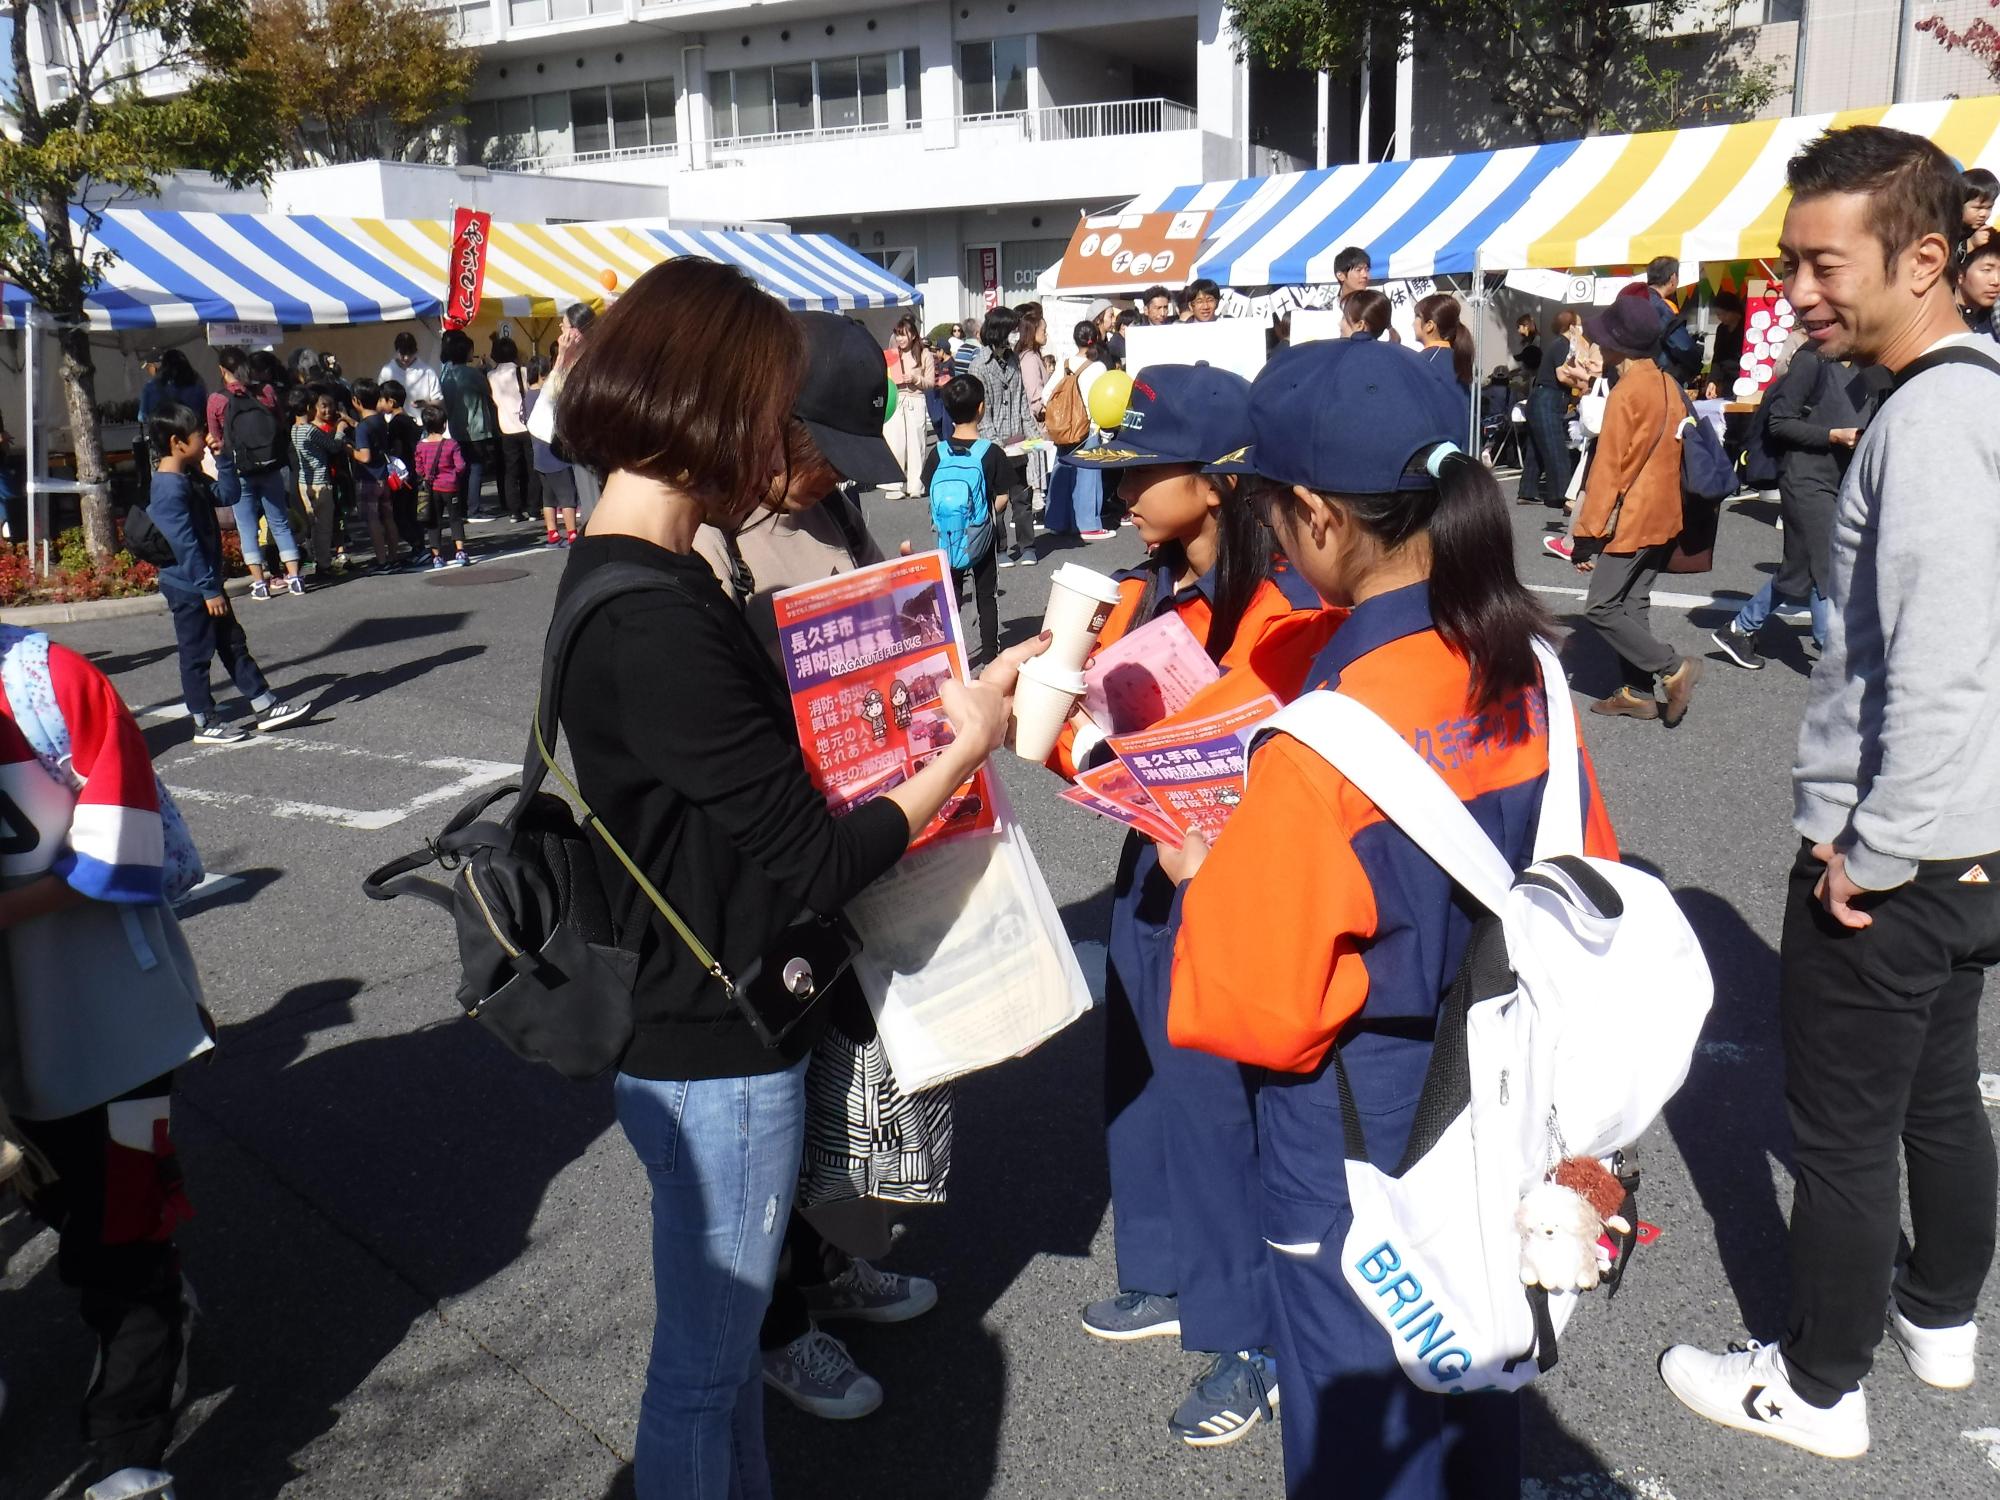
[491,96,1195,173]
[495,140,681,173]
[959,97,1198,142]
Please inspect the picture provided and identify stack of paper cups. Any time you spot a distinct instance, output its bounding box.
[1011,658,1088,763]
[1040,563,1125,673]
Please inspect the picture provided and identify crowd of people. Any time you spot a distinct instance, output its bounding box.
[7,122,2000,1500]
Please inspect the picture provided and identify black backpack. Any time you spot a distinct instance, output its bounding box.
[122,503,178,567]
[223,390,285,475]
[361,564,673,1077]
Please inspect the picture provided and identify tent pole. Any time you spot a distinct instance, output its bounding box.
[1470,248,1484,455]
[23,309,37,576]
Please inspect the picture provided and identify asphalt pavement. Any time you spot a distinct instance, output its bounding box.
[4,485,1999,1500]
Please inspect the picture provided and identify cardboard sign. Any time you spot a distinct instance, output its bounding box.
[1054,210,1212,292]
[442,207,493,331]
[1124,320,1267,383]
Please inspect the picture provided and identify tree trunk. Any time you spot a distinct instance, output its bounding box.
[55,322,115,563]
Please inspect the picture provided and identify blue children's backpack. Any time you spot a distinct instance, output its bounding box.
[929,438,994,570]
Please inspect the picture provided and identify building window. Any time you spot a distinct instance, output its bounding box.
[712,53,901,139]
[960,36,1027,116]
[467,77,675,162]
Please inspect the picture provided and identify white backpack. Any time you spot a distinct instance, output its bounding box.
[1257,639,1711,1394]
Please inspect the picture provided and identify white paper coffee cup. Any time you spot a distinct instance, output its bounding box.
[1010,658,1088,763]
[1041,562,1125,674]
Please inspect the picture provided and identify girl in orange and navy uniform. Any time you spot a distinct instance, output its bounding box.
[1159,340,1620,1499]
[1052,364,1327,1449]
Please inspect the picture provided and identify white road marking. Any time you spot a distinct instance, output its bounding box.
[1961,1428,2000,1472]
[1529,583,1742,611]
[1524,1475,1679,1499]
[164,746,515,832]
[173,872,243,905]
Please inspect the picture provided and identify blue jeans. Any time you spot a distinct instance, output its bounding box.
[615,1059,808,1500]
[1734,577,1829,648]
[231,467,301,565]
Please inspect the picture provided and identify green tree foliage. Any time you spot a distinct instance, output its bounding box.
[1226,0,1781,145]
[2,0,278,559]
[244,0,476,168]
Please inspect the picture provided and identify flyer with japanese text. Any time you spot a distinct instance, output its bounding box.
[773,552,994,849]
[1067,761,1183,845]
[1079,610,1220,736]
[1104,694,1281,844]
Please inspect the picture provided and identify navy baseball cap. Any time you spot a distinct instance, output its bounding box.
[1207,340,1463,492]
[1064,363,1253,469]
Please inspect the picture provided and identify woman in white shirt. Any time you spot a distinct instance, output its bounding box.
[487,334,533,523]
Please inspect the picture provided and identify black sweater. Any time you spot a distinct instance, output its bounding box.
[556,535,910,1079]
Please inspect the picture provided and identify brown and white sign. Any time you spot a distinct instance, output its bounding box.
[1054,210,1213,292]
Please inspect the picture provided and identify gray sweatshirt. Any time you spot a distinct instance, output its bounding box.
[1793,337,2000,889]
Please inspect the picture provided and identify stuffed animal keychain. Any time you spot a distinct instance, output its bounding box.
[1517,1156,1634,1293]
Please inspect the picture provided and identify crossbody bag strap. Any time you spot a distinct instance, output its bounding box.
[1528,637,1583,864]
[529,562,737,992]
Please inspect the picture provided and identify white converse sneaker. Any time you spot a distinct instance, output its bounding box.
[1659,1339,1869,1459]
[1887,1301,1977,1389]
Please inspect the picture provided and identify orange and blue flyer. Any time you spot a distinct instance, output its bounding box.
[772,552,994,849]
[1104,693,1281,844]
[1068,761,1184,845]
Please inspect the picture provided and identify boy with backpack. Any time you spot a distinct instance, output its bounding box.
[921,374,1006,668]
[207,346,304,600]
[348,379,400,572]
[146,402,310,742]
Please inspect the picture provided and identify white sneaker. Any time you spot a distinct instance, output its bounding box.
[1887,1301,1977,1389]
[761,1327,882,1420]
[84,1470,175,1500]
[1660,1340,1868,1459]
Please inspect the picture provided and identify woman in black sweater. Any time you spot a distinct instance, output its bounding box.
[553,257,1042,1500]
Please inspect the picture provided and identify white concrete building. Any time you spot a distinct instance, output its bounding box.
[21,0,2000,320]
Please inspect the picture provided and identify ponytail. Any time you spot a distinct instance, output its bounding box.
[1315,448,1551,709]
[1417,292,1475,385]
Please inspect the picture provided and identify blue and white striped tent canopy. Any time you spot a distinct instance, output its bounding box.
[0,209,917,331]
[1109,95,2000,287]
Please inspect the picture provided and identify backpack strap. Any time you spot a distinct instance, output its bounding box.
[1891,341,2000,395]
[1256,639,1579,916]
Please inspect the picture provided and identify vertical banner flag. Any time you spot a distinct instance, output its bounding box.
[978,248,1000,311]
[442,207,493,331]
[1737,279,1794,400]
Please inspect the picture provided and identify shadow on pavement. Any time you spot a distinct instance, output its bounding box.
[68,976,616,1498]
[1662,885,1792,1330]
[763,887,1115,1500]
[263,611,472,675]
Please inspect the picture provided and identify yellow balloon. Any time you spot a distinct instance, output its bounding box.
[1087,368,1134,432]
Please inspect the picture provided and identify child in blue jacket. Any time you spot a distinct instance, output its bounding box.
[146,402,309,745]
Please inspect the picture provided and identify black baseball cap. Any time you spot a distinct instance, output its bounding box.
[795,312,903,488]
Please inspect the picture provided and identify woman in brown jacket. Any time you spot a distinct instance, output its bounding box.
[1572,287,1704,725]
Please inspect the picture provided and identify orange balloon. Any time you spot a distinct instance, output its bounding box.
[599,268,619,291]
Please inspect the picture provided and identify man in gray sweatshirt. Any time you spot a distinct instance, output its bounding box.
[1663,124,2000,1462]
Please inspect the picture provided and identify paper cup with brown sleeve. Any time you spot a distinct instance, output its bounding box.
[1009,658,1088,763]
[1040,562,1126,674]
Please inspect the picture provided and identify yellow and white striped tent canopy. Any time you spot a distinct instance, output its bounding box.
[1122,94,2000,283]
[1,214,915,331]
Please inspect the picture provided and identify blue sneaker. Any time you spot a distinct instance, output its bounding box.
[1168,1349,1279,1448]
[1081,1290,1180,1342]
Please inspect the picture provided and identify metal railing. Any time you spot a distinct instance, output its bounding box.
[495,139,680,173]
[959,97,1198,142]
[709,118,916,152]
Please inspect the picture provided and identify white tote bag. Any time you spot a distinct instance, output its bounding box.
[1577,376,1610,437]
[1256,642,1712,1393]
[842,776,1092,1093]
